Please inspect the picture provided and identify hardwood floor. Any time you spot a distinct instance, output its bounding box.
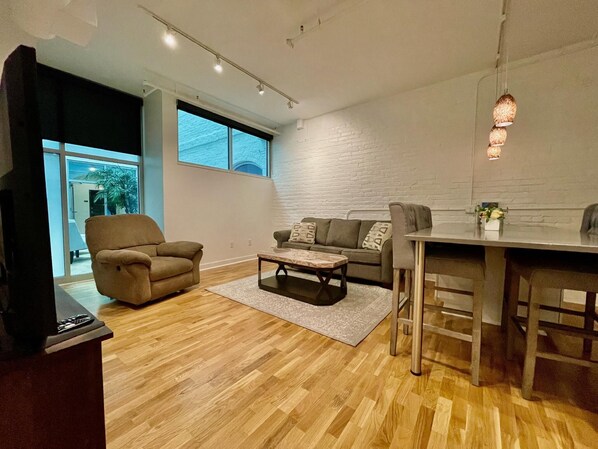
[62,261,598,449]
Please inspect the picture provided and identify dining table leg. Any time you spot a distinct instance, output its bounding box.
[411,240,426,376]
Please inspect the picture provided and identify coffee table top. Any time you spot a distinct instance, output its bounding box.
[257,248,348,269]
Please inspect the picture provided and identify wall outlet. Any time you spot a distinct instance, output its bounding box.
[230,242,234,248]
[248,239,252,246]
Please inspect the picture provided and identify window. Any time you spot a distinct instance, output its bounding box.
[43,140,142,281]
[232,130,268,176]
[177,101,272,177]
[178,110,229,170]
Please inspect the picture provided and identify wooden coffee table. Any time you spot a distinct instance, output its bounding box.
[257,248,348,306]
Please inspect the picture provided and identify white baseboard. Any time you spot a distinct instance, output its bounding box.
[200,255,257,271]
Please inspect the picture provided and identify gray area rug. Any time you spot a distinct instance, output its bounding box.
[207,271,391,346]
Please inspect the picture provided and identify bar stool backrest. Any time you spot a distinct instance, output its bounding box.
[389,202,432,271]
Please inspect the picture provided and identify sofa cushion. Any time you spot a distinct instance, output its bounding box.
[325,219,361,248]
[282,241,312,250]
[149,256,193,282]
[310,244,345,254]
[362,222,393,251]
[302,217,331,244]
[357,220,378,248]
[341,248,381,265]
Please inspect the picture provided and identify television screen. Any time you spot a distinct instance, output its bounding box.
[0,45,57,353]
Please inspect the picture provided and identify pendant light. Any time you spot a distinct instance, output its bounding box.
[493,93,517,127]
[487,145,501,161]
[489,125,507,146]
[486,0,517,160]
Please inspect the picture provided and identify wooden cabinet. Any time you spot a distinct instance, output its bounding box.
[0,287,112,449]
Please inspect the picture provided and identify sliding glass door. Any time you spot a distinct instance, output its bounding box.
[43,141,142,282]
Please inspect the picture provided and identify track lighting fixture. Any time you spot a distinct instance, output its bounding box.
[163,27,176,48]
[214,56,223,73]
[139,5,298,109]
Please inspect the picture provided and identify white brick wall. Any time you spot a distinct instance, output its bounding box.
[271,46,598,231]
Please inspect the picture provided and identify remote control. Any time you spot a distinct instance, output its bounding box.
[57,313,93,334]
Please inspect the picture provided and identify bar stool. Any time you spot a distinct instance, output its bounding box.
[506,204,598,399]
[389,202,486,385]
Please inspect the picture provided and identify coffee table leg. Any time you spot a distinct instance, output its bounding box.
[275,263,288,277]
[315,269,334,301]
[258,257,262,284]
[340,264,347,294]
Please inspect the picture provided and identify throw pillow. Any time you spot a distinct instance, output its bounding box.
[289,222,316,244]
[362,222,392,251]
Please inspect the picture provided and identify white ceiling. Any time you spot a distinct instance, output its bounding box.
[14,0,598,127]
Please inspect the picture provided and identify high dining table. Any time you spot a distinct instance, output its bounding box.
[405,222,598,376]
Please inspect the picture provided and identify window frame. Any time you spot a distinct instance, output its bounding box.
[176,101,272,179]
[43,140,144,284]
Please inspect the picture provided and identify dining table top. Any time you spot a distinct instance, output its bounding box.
[405,222,598,254]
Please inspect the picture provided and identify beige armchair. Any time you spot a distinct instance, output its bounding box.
[85,214,203,305]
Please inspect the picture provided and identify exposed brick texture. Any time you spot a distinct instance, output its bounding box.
[272,47,598,232]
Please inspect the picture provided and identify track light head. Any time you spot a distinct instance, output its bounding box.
[163,27,177,48]
[214,56,223,73]
[257,83,265,95]
[287,101,293,109]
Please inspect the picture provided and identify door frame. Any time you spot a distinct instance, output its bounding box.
[43,143,144,284]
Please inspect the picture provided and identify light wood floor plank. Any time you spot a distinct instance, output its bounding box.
[61,260,598,449]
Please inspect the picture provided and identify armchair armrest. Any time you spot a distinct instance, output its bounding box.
[273,229,292,248]
[96,249,152,267]
[157,241,203,260]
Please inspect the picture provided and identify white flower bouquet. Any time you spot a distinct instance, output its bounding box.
[476,205,507,231]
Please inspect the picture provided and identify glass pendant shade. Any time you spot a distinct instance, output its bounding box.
[489,126,507,146]
[493,93,517,126]
[487,145,501,160]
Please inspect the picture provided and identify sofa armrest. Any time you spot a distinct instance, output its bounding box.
[380,238,394,284]
[157,241,204,260]
[273,229,292,248]
[96,249,152,267]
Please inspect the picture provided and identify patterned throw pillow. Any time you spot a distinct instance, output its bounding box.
[362,222,392,251]
[289,222,316,244]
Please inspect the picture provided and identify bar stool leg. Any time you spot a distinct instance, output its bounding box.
[471,280,484,386]
[501,260,512,333]
[522,286,542,400]
[403,269,412,335]
[506,272,521,361]
[390,268,401,356]
[583,292,596,354]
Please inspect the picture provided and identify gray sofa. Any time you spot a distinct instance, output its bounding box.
[273,217,393,286]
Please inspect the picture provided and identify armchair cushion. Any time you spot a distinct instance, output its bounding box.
[95,249,152,267]
[157,241,204,260]
[149,256,194,282]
